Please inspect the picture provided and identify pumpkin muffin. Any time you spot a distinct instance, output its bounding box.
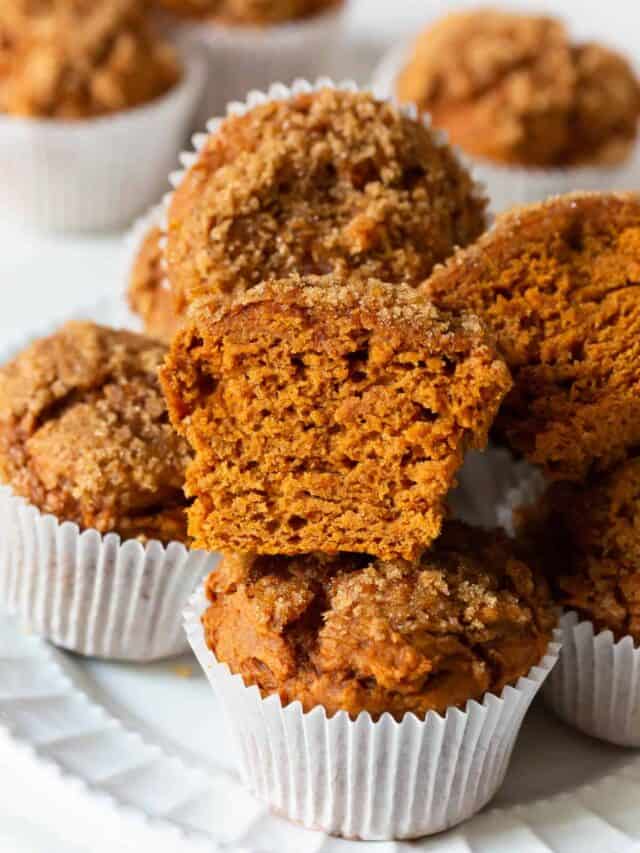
[396,9,640,168]
[528,457,640,643]
[202,521,555,720]
[425,192,640,481]
[154,0,340,25]
[0,322,191,543]
[161,87,486,323]
[161,274,512,561]
[128,224,179,343]
[0,0,181,118]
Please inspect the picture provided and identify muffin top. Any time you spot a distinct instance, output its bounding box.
[161,274,511,561]
[425,192,640,482]
[528,457,640,643]
[154,0,339,25]
[0,322,191,543]
[203,522,554,720]
[166,87,487,316]
[396,9,640,167]
[128,221,178,343]
[0,0,181,119]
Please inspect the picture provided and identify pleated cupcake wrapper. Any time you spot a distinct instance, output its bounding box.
[166,5,347,132]
[0,51,205,233]
[0,486,217,661]
[372,41,640,214]
[543,611,640,747]
[449,447,545,536]
[185,584,561,840]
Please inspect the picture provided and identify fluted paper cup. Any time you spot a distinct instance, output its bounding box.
[185,584,560,840]
[0,50,206,233]
[165,5,347,130]
[449,447,545,536]
[372,42,640,214]
[0,486,217,661]
[544,611,640,747]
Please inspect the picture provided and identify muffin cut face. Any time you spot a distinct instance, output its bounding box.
[0,322,191,543]
[396,9,640,167]
[162,275,512,560]
[425,192,640,481]
[203,522,554,720]
[166,88,487,317]
[532,457,640,643]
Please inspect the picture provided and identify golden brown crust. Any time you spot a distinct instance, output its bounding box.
[425,192,640,481]
[128,225,180,343]
[154,0,339,25]
[203,522,554,719]
[0,322,191,543]
[161,274,512,560]
[166,88,487,317]
[0,0,181,119]
[397,9,640,167]
[526,458,640,643]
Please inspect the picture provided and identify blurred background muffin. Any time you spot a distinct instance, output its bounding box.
[0,0,204,231]
[0,0,181,118]
[154,0,347,128]
[376,7,640,210]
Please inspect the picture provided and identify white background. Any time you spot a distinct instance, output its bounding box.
[0,0,639,849]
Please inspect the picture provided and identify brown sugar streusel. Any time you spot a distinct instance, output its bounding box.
[203,522,554,720]
[0,321,191,544]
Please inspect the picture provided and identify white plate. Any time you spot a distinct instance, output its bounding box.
[1,300,640,852]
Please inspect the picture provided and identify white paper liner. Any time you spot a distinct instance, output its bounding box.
[0,486,218,661]
[543,611,640,747]
[166,5,347,130]
[449,447,545,536]
[185,584,561,840]
[372,41,640,214]
[0,50,206,232]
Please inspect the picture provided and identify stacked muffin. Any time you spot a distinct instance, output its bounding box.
[154,84,557,839]
[425,190,640,746]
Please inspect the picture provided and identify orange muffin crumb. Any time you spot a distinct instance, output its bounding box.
[425,192,640,482]
[0,322,191,543]
[161,274,512,561]
[0,0,181,119]
[128,225,180,343]
[527,457,640,643]
[165,88,487,318]
[203,522,554,720]
[154,0,339,25]
[397,9,640,167]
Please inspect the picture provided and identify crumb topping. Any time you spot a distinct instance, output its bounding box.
[154,0,339,25]
[0,0,181,119]
[203,522,554,719]
[0,322,191,543]
[166,88,487,315]
[397,9,640,166]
